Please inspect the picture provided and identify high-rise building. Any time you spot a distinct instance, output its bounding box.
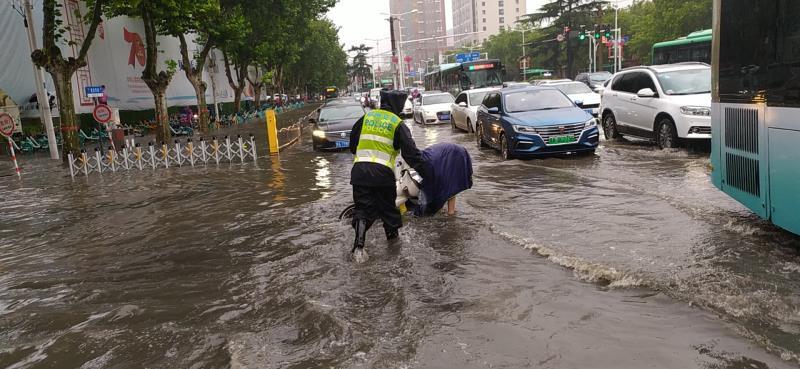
[452,0,527,47]
[389,0,447,77]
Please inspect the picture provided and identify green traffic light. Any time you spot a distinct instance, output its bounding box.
[579,34,586,41]
[594,33,600,39]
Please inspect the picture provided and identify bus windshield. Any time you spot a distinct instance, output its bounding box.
[463,69,502,89]
[657,68,711,95]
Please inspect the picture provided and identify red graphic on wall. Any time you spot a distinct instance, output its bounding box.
[123,28,146,67]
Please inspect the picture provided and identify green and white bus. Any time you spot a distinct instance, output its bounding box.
[711,0,800,236]
[652,29,712,65]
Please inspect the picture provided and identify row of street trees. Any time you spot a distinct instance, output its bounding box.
[31,0,347,160]
[472,0,712,81]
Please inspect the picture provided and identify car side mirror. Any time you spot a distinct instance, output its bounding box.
[574,99,584,107]
[487,107,500,114]
[458,102,467,108]
[637,88,656,98]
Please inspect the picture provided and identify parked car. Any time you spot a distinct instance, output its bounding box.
[575,71,613,92]
[310,102,365,151]
[599,63,711,149]
[547,81,601,117]
[476,86,599,159]
[450,87,499,133]
[531,79,572,86]
[502,81,530,88]
[402,96,413,118]
[413,92,455,125]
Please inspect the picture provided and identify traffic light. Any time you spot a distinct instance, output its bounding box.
[593,25,601,39]
[604,25,612,38]
[579,33,586,41]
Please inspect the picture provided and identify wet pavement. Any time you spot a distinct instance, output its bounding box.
[1,109,799,368]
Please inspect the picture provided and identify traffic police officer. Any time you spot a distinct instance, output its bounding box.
[349,89,425,254]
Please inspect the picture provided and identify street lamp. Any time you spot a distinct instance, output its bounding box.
[382,9,418,90]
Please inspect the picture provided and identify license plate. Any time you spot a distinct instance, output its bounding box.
[547,135,577,145]
[335,141,349,148]
[439,115,450,121]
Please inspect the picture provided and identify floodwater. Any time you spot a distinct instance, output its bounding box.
[1,109,799,368]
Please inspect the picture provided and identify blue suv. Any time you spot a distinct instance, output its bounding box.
[476,86,599,159]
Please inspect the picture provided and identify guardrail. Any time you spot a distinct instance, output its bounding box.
[67,135,257,179]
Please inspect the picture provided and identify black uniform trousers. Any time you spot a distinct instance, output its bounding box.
[352,185,402,234]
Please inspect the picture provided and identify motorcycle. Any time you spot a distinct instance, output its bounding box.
[338,156,423,221]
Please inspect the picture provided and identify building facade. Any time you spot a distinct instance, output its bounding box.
[389,0,448,77]
[452,0,528,47]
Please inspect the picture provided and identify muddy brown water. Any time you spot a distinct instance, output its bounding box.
[1,112,799,368]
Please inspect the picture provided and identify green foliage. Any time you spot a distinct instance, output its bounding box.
[285,18,348,92]
[603,0,712,64]
[482,28,529,81]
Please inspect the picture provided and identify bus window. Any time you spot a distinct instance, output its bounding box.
[766,2,800,107]
[718,0,775,102]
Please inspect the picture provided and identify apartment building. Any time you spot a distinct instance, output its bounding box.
[389,0,448,73]
[452,0,528,47]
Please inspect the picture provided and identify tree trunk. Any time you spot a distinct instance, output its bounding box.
[233,87,243,113]
[153,87,170,143]
[141,9,172,143]
[194,83,209,134]
[51,67,80,158]
[253,83,262,108]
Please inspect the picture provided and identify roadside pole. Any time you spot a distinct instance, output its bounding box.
[23,0,58,161]
[266,109,279,154]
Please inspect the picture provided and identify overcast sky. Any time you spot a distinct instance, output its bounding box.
[327,0,635,65]
[327,0,549,60]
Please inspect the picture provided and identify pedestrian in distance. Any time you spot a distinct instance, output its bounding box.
[349,89,427,262]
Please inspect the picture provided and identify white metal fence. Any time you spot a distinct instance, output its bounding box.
[67,135,257,178]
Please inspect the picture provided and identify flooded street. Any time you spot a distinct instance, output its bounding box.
[1,110,799,368]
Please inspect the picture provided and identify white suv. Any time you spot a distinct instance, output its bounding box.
[599,63,711,149]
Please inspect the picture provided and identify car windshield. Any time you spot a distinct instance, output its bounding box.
[469,92,490,106]
[318,105,364,123]
[553,83,594,95]
[505,90,574,113]
[657,68,711,95]
[423,94,454,105]
[589,73,612,82]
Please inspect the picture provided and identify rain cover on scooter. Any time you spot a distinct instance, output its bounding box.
[414,143,473,215]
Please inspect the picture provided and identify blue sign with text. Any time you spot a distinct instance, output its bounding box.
[85,86,104,98]
[470,51,481,61]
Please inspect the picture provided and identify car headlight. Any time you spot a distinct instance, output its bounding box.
[584,118,598,128]
[312,130,326,138]
[680,106,711,116]
[513,125,538,134]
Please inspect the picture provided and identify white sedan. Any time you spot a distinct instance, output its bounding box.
[413,93,455,125]
[548,81,602,117]
[450,87,498,133]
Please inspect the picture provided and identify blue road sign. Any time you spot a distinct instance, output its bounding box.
[85,85,104,98]
[470,51,481,61]
[623,36,630,42]
[407,71,417,78]
[455,53,468,63]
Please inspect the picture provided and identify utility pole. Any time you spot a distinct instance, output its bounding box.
[22,0,59,160]
[389,17,399,89]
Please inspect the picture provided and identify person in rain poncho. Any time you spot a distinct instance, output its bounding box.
[412,143,473,216]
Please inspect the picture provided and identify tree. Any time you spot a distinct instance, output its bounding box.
[283,19,348,94]
[31,0,106,159]
[106,0,216,143]
[176,1,244,134]
[482,28,528,81]
[606,0,712,64]
[526,0,607,78]
[348,44,373,91]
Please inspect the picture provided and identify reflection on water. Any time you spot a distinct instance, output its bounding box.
[314,156,332,199]
[268,154,287,202]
